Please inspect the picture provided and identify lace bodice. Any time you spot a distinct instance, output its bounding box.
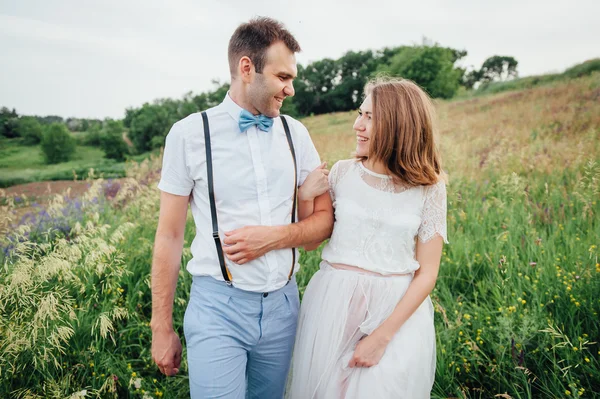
[321,159,448,275]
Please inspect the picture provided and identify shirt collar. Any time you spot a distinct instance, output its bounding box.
[221,91,245,122]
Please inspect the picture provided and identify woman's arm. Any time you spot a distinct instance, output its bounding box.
[298,162,328,222]
[348,236,443,367]
[297,194,315,222]
[297,162,330,250]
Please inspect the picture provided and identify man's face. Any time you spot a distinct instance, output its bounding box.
[248,41,297,118]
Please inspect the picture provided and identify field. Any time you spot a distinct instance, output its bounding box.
[1,73,599,398]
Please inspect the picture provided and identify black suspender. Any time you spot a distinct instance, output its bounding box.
[280,115,298,280]
[201,112,298,286]
[202,112,232,284]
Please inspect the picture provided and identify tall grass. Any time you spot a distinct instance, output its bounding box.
[1,74,599,398]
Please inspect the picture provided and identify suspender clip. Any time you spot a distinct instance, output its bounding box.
[212,231,219,239]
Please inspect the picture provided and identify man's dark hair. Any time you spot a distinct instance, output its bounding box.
[228,17,301,75]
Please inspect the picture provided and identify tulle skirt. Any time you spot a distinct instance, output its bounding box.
[287,262,435,399]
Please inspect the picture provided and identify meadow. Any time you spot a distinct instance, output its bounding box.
[0,72,599,398]
[0,136,155,189]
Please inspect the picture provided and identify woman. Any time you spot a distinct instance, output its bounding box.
[288,78,448,398]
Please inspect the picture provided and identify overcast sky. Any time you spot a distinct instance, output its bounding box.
[1,0,598,119]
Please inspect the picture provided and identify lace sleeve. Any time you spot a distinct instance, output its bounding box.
[328,162,340,205]
[328,160,354,206]
[417,180,449,244]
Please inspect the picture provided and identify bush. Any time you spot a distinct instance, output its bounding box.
[40,123,77,164]
[563,58,600,79]
[81,124,104,146]
[17,116,44,145]
[101,133,129,162]
[99,120,129,161]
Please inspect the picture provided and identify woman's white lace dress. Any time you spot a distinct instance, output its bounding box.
[287,159,448,399]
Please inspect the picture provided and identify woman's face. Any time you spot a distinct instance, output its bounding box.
[353,94,373,157]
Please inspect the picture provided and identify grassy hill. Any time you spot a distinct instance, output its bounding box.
[305,71,600,180]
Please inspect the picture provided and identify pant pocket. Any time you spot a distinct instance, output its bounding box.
[284,290,300,318]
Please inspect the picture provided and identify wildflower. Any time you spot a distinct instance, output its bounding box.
[134,378,142,389]
[585,357,590,362]
[565,390,571,396]
[132,372,137,377]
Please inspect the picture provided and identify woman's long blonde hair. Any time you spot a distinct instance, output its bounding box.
[359,77,443,186]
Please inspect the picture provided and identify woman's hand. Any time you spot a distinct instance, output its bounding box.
[298,162,329,201]
[347,331,391,368]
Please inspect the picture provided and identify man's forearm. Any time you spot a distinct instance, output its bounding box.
[274,208,334,250]
[150,234,184,330]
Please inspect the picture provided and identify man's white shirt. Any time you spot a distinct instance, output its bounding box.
[158,94,321,292]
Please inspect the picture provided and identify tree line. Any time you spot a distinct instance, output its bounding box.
[2,42,520,163]
[123,45,518,154]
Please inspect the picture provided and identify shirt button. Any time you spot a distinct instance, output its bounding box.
[263,292,269,298]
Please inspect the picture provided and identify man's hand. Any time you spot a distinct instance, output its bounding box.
[151,326,182,376]
[222,226,282,264]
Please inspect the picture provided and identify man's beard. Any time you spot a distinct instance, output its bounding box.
[251,74,277,117]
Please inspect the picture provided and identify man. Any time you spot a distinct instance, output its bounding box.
[150,17,334,398]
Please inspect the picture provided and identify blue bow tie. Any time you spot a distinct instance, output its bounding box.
[238,109,274,132]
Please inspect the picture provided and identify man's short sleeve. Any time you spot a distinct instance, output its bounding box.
[157,122,194,196]
[292,119,321,186]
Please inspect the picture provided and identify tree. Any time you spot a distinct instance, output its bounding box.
[0,107,19,138]
[127,103,171,153]
[100,119,129,161]
[40,123,76,164]
[464,56,519,88]
[480,56,518,83]
[17,116,44,145]
[376,44,467,99]
[293,59,340,115]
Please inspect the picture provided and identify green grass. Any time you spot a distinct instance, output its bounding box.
[0,139,156,188]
